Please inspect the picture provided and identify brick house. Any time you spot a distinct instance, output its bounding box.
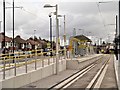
[0,32,12,49]
[14,35,26,51]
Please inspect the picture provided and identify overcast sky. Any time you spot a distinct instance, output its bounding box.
[0,0,119,45]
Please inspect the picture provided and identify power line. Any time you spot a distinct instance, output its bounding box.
[96,2,107,31]
[5,1,47,22]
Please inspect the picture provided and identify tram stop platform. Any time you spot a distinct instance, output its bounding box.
[21,54,105,88]
[1,54,119,89]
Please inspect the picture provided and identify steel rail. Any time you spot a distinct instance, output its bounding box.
[86,55,111,90]
[48,56,104,90]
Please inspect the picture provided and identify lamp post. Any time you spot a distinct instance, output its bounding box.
[44,4,59,74]
[34,30,37,70]
[79,29,84,35]
[99,1,120,61]
[3,0,5,54]
[57,15,66,58]
[118,0,120,62]
[49,13,52,56]
[5,0,22,66]
[3,0,6,80]
[73,28,76,36]
[13,0,15,64]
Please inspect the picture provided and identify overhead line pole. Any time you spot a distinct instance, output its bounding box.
[3,0,5,54]
[3,0,6,80]
[63,15,66,58]
[117,1,120,88]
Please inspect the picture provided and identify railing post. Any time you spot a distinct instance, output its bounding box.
[42,57,44,67]
[14,56,16,76]
[3,57,6,79]
[48,57,50,65]
[25,54,27,73]
[35,49,37,70]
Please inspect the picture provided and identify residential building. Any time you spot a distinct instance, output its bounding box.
[14,35,26,51]
[0,32,12,49]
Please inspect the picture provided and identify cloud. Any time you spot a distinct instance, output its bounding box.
[0,0,117,43]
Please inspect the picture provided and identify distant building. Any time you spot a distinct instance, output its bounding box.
[14,35,26,51]
[0,32,12,49]
[26,39,40,50]
[69,35,93,56]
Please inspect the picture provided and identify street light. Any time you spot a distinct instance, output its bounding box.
[34,30,37,70]
[57,15,66,58]
[98,1,112,3]
[3,0,5,55]
[73,28,76,36]
[79,29,84,35]
[49,13,53,56]
[44,4,59,74]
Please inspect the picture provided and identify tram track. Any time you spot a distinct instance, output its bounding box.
[48,55,106,90]
[47,55,116,90]
[86,55,111,90]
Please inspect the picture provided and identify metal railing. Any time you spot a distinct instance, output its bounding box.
[0,49,66,79]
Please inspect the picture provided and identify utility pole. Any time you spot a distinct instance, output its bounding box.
[3,0,6,80]
[44,4,59,74]
[4,0,22,76]
[49,14,52,56]
[116,15,118,37]
[115,15,118,60]
[3,0,5,54]
[5,0,22,63]
[118,0,120,62]
[63,15,66,58]
[13,0,15,63]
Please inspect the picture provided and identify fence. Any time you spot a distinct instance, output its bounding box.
[0,49,65,79]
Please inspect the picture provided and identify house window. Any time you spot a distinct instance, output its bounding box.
[11,42,12,46]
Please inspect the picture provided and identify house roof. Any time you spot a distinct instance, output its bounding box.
[14,35,26,44]
[33,39,47,46]
[0,33,12,42]
[73,35,92,42]
[26,39,39,45]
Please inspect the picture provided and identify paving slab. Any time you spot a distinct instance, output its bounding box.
[21,54,103,88]
[114,55,120,90]
[21,69,78,88]
[101,55,118,89]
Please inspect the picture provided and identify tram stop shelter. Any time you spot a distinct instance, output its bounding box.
[69,35,92,57]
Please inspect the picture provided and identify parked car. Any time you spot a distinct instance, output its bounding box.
[43,48,50,56]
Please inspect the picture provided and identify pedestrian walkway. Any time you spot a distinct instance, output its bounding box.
[101,55,117,88]
[22,70,78,88]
